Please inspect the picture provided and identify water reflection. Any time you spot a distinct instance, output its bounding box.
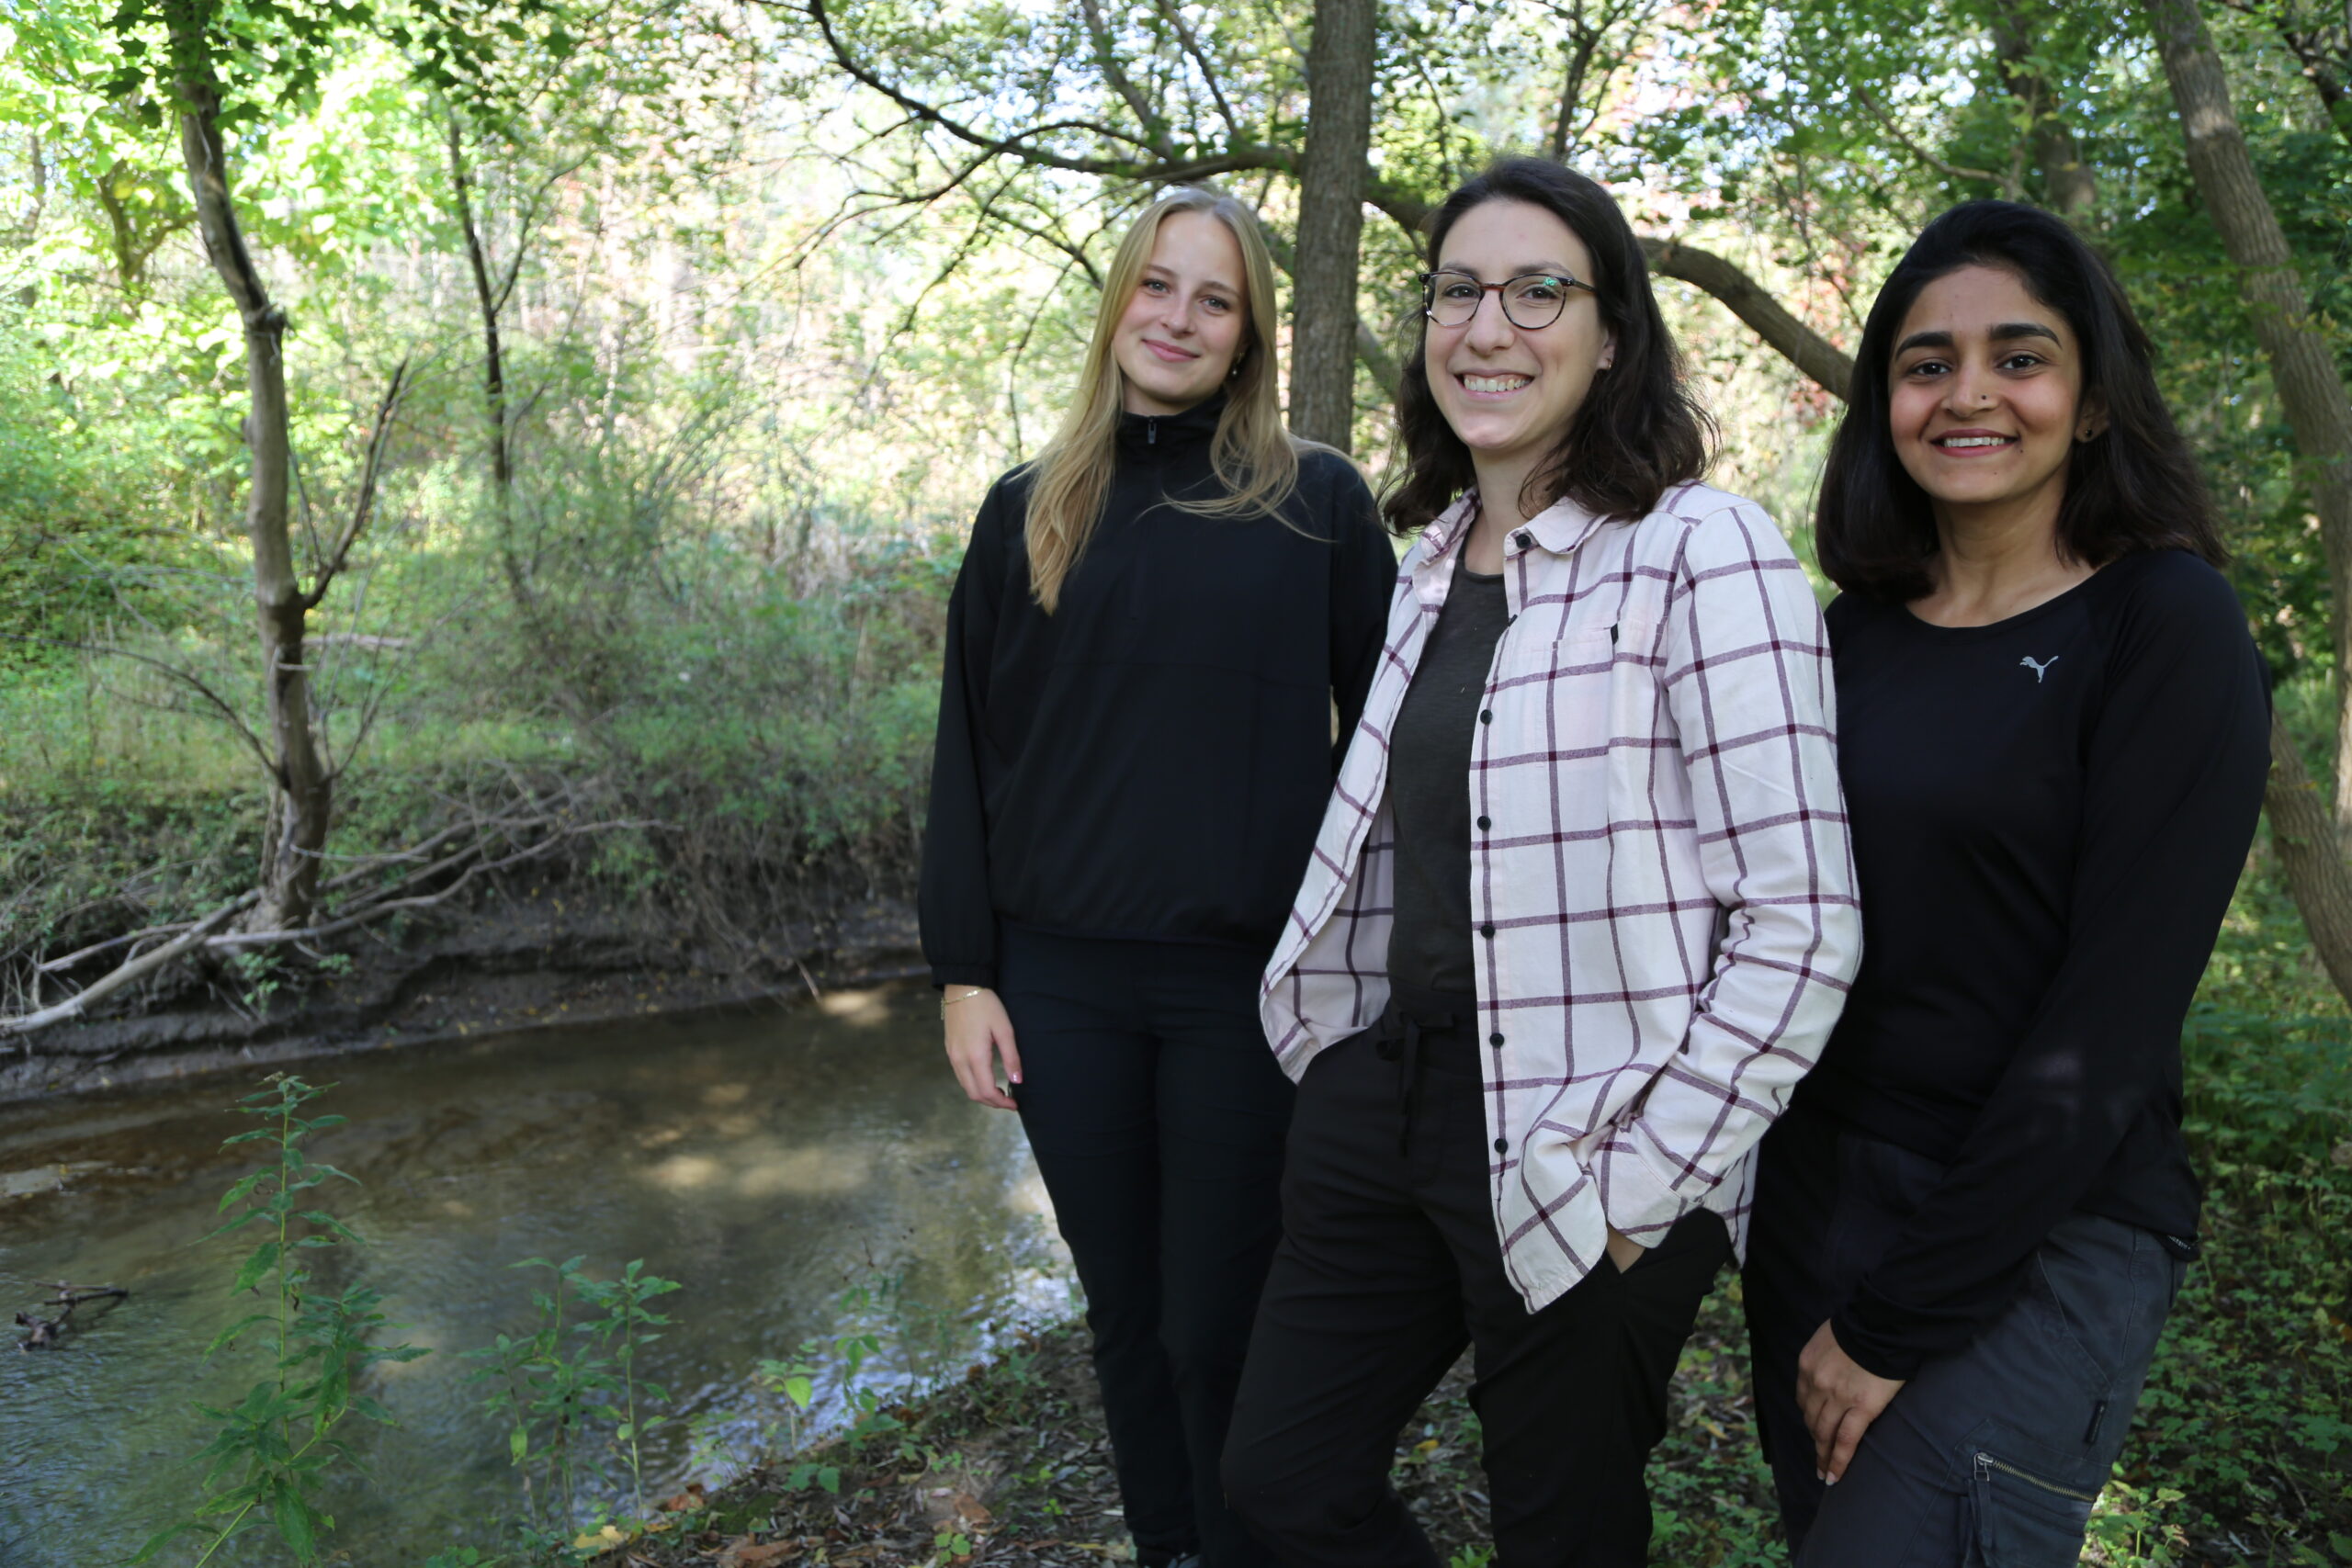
[0,987,1068,1566]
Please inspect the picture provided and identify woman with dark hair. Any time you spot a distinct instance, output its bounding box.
[1222,156,1861,1568]
[1741,199,2269,1566]
[922,187,1396,1568]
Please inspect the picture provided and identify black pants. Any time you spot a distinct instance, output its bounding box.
[1743,1105,2186,1566]
[1223,986,1732,1568]
[1000,925,1293,1568]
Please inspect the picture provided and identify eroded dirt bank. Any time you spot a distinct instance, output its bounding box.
[0,893,922,1103]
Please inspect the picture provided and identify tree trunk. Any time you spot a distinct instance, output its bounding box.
[1993,6,2098,217]
[176,73,328,933]
[2261,710,2352,1001]
[2148,0,2352,1002]
[447,116,525,592]
[1290,0,1376,450]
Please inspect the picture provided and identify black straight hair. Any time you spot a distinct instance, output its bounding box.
[1816,199,2226,602]
[1381,156,1713,536]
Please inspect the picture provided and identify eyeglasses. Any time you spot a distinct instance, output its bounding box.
[1419,269,1597,330]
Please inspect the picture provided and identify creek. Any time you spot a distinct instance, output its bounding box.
[0,986,1067,1565]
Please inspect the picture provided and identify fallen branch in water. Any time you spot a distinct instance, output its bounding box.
[16,1282,129,1350]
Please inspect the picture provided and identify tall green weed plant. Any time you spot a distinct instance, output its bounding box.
[134,1074,425,1566]
[464,1254,683,1548]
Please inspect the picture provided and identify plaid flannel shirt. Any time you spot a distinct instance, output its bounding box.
[1261,482,1860,1312]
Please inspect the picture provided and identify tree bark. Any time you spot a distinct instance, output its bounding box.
[2261,710,2352,1002]
[175,73,328,933]
[1290,0,1376,450]
[447,116,525,593]
[2149,0,2352,1002]
[1993,6,2098,217]
[1641,238,1856,399]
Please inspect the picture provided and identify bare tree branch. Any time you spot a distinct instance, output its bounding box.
[1077,0,1168,150]
[1152,0,1242,139]
[1642,237,1856,400]
[304,357,413,611]
[0,635,276,774]
[0,902,242,1038]
[1849,80,2008,189]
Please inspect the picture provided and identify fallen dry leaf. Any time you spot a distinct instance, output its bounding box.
[718,1537,795,1568]
[660,1483,708,1512]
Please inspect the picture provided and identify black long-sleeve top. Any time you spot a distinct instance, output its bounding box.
[920,396,1396,988]
[1802,549,2269,1380]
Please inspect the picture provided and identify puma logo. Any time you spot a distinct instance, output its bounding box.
[2020,656,2060,683]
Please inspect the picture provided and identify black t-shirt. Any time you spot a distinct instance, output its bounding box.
[1386,555,1510,997]
[1804,549,2268,1379]
[919,396,1398,987]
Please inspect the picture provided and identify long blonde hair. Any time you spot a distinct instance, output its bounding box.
[1025,187,1306,611]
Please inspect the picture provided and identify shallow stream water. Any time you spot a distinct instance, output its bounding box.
[0,987,1067,1566]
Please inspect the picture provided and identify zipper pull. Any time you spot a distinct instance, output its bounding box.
[1147,416,1159,446]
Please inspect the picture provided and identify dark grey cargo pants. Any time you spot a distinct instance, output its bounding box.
[1743,1108,2188,1568]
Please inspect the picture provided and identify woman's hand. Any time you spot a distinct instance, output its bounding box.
[1605,1227,1645,1273]
[1796,1319,1905,1484]
[944,987,1023,1111]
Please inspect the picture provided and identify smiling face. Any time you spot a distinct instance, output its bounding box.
[1111,209,1250,417]
[1888,264,2098,529]
[1425,197,1615,488]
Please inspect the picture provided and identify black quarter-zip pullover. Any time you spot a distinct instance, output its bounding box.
[921,396,1396,987]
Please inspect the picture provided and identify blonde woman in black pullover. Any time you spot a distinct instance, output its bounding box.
[920,187,1395,1568]
[1742,201,2270,1566]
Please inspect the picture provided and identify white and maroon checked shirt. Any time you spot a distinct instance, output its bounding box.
[1261,482,1860,1312]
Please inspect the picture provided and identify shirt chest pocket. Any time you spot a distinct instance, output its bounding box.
[1482,626,1627,773]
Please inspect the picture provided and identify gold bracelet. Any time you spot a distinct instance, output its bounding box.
[940,986,987,1019]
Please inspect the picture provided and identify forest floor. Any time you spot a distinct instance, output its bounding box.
[594,1283,1779,1568]
[585,1230,2343,1568]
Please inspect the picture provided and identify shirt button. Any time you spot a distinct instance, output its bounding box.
[1512,531,1532,550]
[1480,923,1495,938]
[1488,1032,1505,1047]
[1478,709,1492,724]
[1476,815,1491,830]
[1493,1137,1510,1154]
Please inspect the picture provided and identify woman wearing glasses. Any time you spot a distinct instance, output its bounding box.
[1741,202,2267,1565]
[1223,156,1860,1567]
[921,186,1396,1568]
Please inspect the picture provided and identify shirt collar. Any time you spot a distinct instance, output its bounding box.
[1417,490,1611,575]
[1114,390,1227,454]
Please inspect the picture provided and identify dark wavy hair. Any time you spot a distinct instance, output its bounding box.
[1381,157,1713,536]
[1817,200,2225,601]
